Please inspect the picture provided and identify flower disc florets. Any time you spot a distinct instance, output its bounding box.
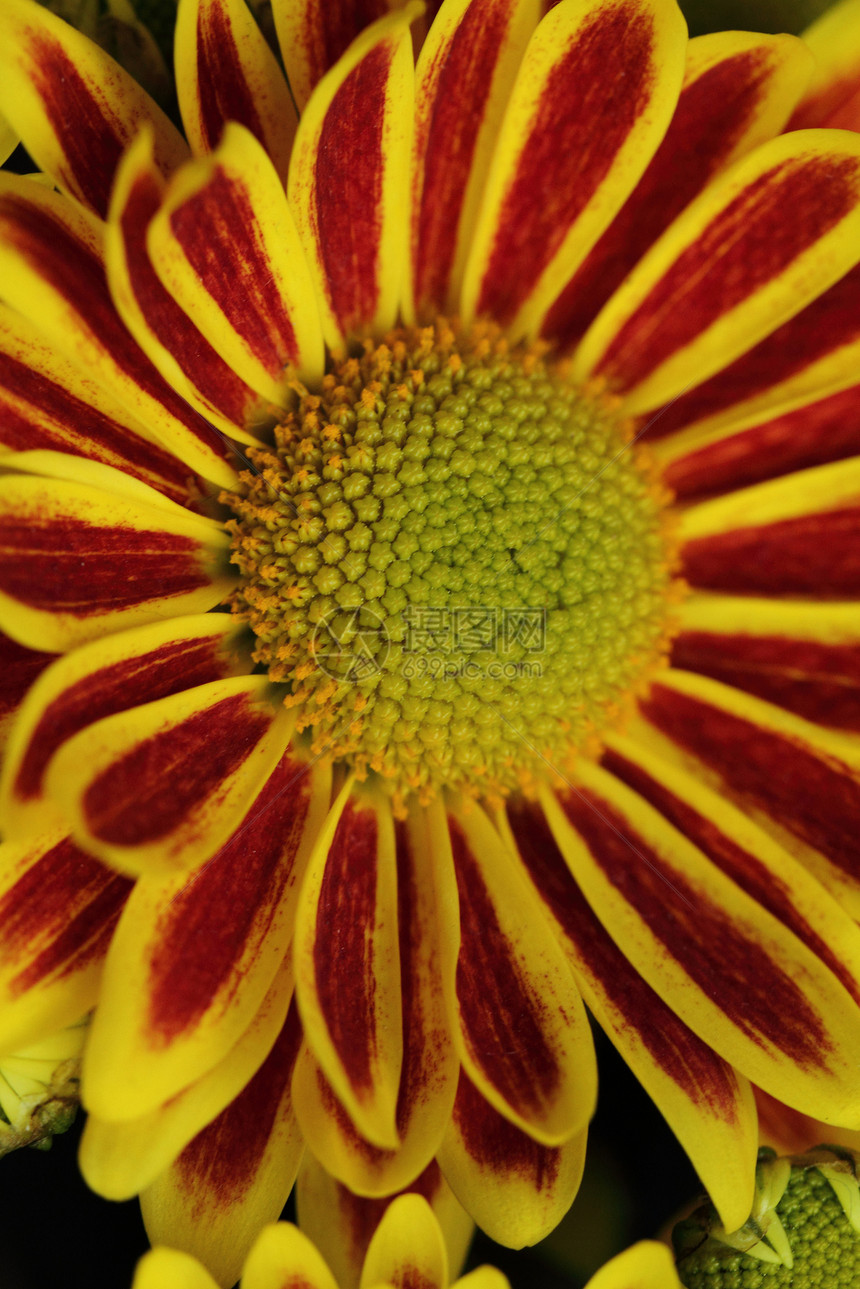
[226,323,676,802]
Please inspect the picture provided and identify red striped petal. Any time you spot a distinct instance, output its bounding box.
[407,0,538,320]
[273,0,392,110]
[575,132,860,413]
[448,801,595,1146]
[506,794,757,1231]
[0,0,187,218]
[0,629,55,754]
[175,0,298,180]
[105,130,274,443]
[140,1000,304,1289]
[543,31,813,351]
[461,0,687,337]
[0,174,236,487]
[0,830,132,1053]
[437,1068,586,1248]
[788,0,860,131]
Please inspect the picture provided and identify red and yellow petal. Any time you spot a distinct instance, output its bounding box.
[447,799,596,1146]
[272,0,393,111]
[678,457,860,598]
[174,0,298,180]
[406,0,539,321]
[540,755,860,1125]
[105,129,276,444]
[140,1001,304,1289]
[47,676,293,878]
[241,1223,339,1289]
[0,464,232,654]
[437,1068,587,1249]
[574,130,860,414]
[0,614,250,842]
[81,748,327,1118]
[287,7,417,354]
[585,1242,683,1289]
[294,783,403,1150]
[0,829,132,1054]
[0,0,187,218]
[360,1193,447,1289]
[790,0,860,131]
[542,30,814,351]
[504,795,758,1233]
[460,0,687,339]
[79,954,294,1200]
[148,123,325,402]
[0,629,55,755]
[0,174,237,487]
[293,797,459,1195]
[637,668,860,920]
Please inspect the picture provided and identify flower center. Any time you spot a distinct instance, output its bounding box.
[226,323,678,804]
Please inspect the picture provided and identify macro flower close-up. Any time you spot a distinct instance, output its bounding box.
[4,0,860,1283]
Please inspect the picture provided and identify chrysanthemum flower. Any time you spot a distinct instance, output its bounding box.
[134,1194,682,1289]
[2,0,860,1280]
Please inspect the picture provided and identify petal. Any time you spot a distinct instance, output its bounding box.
[0,112,17,167]
[0,614,251,842]
[754,1085,860,1157]
[0,830,132,1054]
[573,130,860,415]
[294,784,403,1150]
[673,594,860,730]
[296,1154,474,1289]
[0,465,232,654]
[133,1248,219,1289]
[406,0,539,321]
[504,794,758,1233]
[272,0,393,111]
[287,7,416,353]
[789,0,860,130]
[437,1068,587,1248]
[140,1000,304,1289]
[79,954,294,1199]
[105,128,276,444]
[0,174,237,487]
[663,384,860,500]
[0,629,55,754]
[174,0,297,180]
[0,0,187,218]
[584,1242,682,1289]
[48,676,293,878]
[540,754,860,1125]
[460,0,687,338]
[292,797,459,1195]
[0,301,197,506]
[542,30,814,351]
[81,750,327,1118]
[241,1223,339,1289]
[646,261,860,464]
[637,668,860,919]
[678,457,860,598]
[447,799,596,1146]
[360,1193,446,1289]
[148,122,325,402]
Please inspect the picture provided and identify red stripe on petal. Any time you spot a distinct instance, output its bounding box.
[314,43,392,334]
[0,633,55,729]
[450,820,560,1119]
[451,1070,561,1189]
[176,999,302,1209]
[295,1,390,98]
[672,630,860,732]
[82,692,272,847]
[509,797,741,1115]
[667,386,860,499]
[0,516,209,615]
[169,168,299,375]
[194,1,266,153]
[557,785,831,1067]
[313,802,380,1093]
[15,636,238,802]
[646,263,860,442]
[0,837,132,994]
[600,748,860,1005]
[476,3,657,325]
[146,752,313,1042]
[595,157,860,391]
[642,680,860,888]
[682,507,860,597]
[544,47,776,349]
